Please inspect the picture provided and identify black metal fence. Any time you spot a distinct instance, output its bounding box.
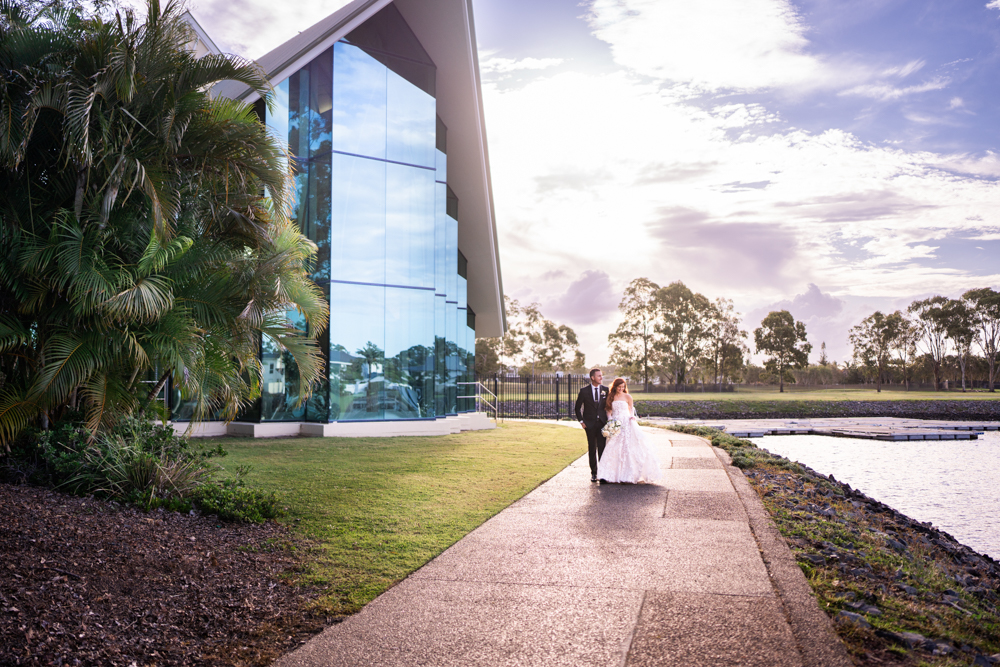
[476,374,1000,421]
[478,373,594,420]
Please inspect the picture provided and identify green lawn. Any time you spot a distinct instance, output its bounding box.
[207,421,583,614]
[633,387,1000,401]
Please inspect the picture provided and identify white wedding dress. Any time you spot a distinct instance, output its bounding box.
[597,400,663,484]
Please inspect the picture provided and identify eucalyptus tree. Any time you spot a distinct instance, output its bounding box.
[890,316,920,390]
[849,310,905,392]
[908,297,951,390]
[0,0,328,447]
[495,297,582,374]
[705,297,747,385]
[963,288,1000,391]
[942,299,978,391]
[607,277,660,391]
[653,281,712,388]
[754,310,811,392]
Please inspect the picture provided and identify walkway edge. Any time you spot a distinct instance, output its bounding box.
[709,443,854,667]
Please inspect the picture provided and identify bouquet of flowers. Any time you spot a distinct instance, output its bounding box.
[602,418,622,438]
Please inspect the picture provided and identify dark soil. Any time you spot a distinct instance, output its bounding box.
[638,399,1000,421]
[0,483,335,666]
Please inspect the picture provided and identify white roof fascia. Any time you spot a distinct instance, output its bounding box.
[217,0,392,103]
[180,11,222,55]
[396,0,505,336]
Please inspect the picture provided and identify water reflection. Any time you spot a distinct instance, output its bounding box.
[757,432,1000,560]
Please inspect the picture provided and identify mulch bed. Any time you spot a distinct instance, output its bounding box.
[0,483,335,666]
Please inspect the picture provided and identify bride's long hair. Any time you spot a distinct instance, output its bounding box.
[606,378,628,412]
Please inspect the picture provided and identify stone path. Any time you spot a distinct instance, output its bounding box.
[274,427,851,667]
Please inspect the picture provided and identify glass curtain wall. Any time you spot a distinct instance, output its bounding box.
[256,4,474,423]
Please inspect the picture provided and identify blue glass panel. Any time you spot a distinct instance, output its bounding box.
[267,79,290,170]
[329,282,385,421]
[385,287,435,418]
[386,69,435,168]
[343,4,436,97]
[434,294,446,417]
[289,49,333,161]
[261,310,308,421]
[330,153,386,284]
[445,301,457,414]
[446,216,458,301]
[292,159,332,284]
[332,42,387,160]
[385,163,434,288]
[435,148,446,183]
[434,182,447,295]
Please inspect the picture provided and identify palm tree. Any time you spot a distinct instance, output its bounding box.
[0,0,328,447]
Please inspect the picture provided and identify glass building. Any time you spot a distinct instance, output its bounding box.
[185,0,503,434]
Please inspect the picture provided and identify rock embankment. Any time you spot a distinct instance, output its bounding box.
[639,399,1000,421]
[663,423,1000,666]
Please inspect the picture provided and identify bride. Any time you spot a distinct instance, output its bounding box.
[597,378,663,484]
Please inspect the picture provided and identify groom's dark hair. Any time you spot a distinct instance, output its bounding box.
[589,368,601,379]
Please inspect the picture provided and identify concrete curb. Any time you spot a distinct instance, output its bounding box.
[709,443,854,667]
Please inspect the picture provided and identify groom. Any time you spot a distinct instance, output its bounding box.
[574,368,609,483]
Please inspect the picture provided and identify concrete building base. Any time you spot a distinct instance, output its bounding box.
[169,413,495,439]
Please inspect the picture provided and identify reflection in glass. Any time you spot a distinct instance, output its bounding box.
[330,153,386,284]
[267,79,290,174]
[260,310,308,421]
[386,69,435,168]
[329,282,385,420]
[289,49,333,160]
[385,288,435,418]
[332,42,387,160]
[385,164,434,288]
[235,14,480,425]
[293,160,332,284]
[434,295,446,417]
[343,3,436,97]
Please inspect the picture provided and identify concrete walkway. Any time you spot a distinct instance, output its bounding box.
[274,427,852,667]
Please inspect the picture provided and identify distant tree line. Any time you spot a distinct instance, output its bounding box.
[474,282,1000,394]
[603,278,814,392]
[845,289,1000,392]
[475,297,586,376]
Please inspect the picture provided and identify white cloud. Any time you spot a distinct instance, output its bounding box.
[840,77,949,102]
[949,97,965,109]
[881,60,926,78]
[586,0,828,92]
[479,56,565,75]
[190,0,354,57]
[484,61,1000,360]
[987,0,1000,11]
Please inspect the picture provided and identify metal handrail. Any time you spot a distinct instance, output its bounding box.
[457,381,499,422]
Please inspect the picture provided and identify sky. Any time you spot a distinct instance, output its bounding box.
[189,0,1000,366]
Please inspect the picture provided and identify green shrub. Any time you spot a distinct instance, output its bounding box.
[3,415,278,523]
[58,435,212,508]
[193,470,282,523]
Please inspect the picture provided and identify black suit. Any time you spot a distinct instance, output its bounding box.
[575,383,609,477]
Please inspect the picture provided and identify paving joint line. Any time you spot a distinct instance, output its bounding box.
[619,590,647,667]
[704,439,854,667]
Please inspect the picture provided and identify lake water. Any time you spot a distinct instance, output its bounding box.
[756,431,1000,561]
